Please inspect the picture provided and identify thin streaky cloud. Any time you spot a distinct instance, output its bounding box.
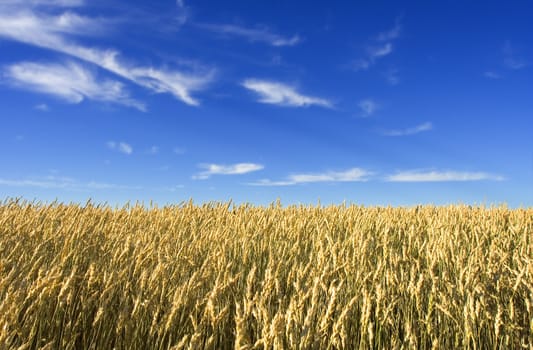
[242,79,332,108]
[350,44,394,72]
[0,176,142,190]
[349,18,401,72]
[381,122,433,136]
[193,163,264,180]
[4,61,146,111]
[386,170,505,182]
[0,9,214,106]
[197,23,300,47]
[159,184,185,193]
[0,0,84,7]
[249,168,372,186]
[367,42,393,59]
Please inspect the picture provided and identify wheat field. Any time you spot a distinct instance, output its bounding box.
[0,199,531,349]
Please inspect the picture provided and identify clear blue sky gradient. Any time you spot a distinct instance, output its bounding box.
[0,0,532,206]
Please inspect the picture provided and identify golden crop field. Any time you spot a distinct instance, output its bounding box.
[0,200,531,349]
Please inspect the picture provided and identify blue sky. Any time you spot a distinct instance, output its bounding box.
[0,0,531,207]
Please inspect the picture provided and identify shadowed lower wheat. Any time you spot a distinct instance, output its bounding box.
[0,199,531,349]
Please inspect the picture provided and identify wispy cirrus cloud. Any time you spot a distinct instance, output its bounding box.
[159,184,185,192]
[381,122,433,136]
[242,79,332,108]
[0,175,142,190]
[197,23,300,47]
[349,18,402,72]
[5,61,145,110]
[107,141,133,155]
[385,170,504,182]
[0,0,84,7]
[358,99,379,117]
[249,168,372,186]
[193,163,264,180]
[367,42,393,59]
[0,2,215,106]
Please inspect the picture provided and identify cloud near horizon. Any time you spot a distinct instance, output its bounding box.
[386,170,505,182]
[193,163,264,180]
[250,168,372,186]
[0,175,141,190]
[242,79,333,108]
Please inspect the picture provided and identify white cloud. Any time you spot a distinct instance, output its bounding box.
[34,103,49,111]
[484,71,501,79]
[0,176,141,190]
[385,170,505,182]
[503,41,527,70]
[349,43,393,72]
[119,143,132,154]
[161,184,185,192]
[107,141,133,155]
[382,122,433,136]
[242,79,332,108]
[5,61,145,110]
[0,7,214,106]
[349,18,401,72]
[358,99,379,117]
[368,42,393,59]
[193,163,264,180]
[0,0,84,7]
[198,23,300,47]
[250,168,372,186]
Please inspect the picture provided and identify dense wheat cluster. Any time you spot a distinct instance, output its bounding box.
[0,199,531,349]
